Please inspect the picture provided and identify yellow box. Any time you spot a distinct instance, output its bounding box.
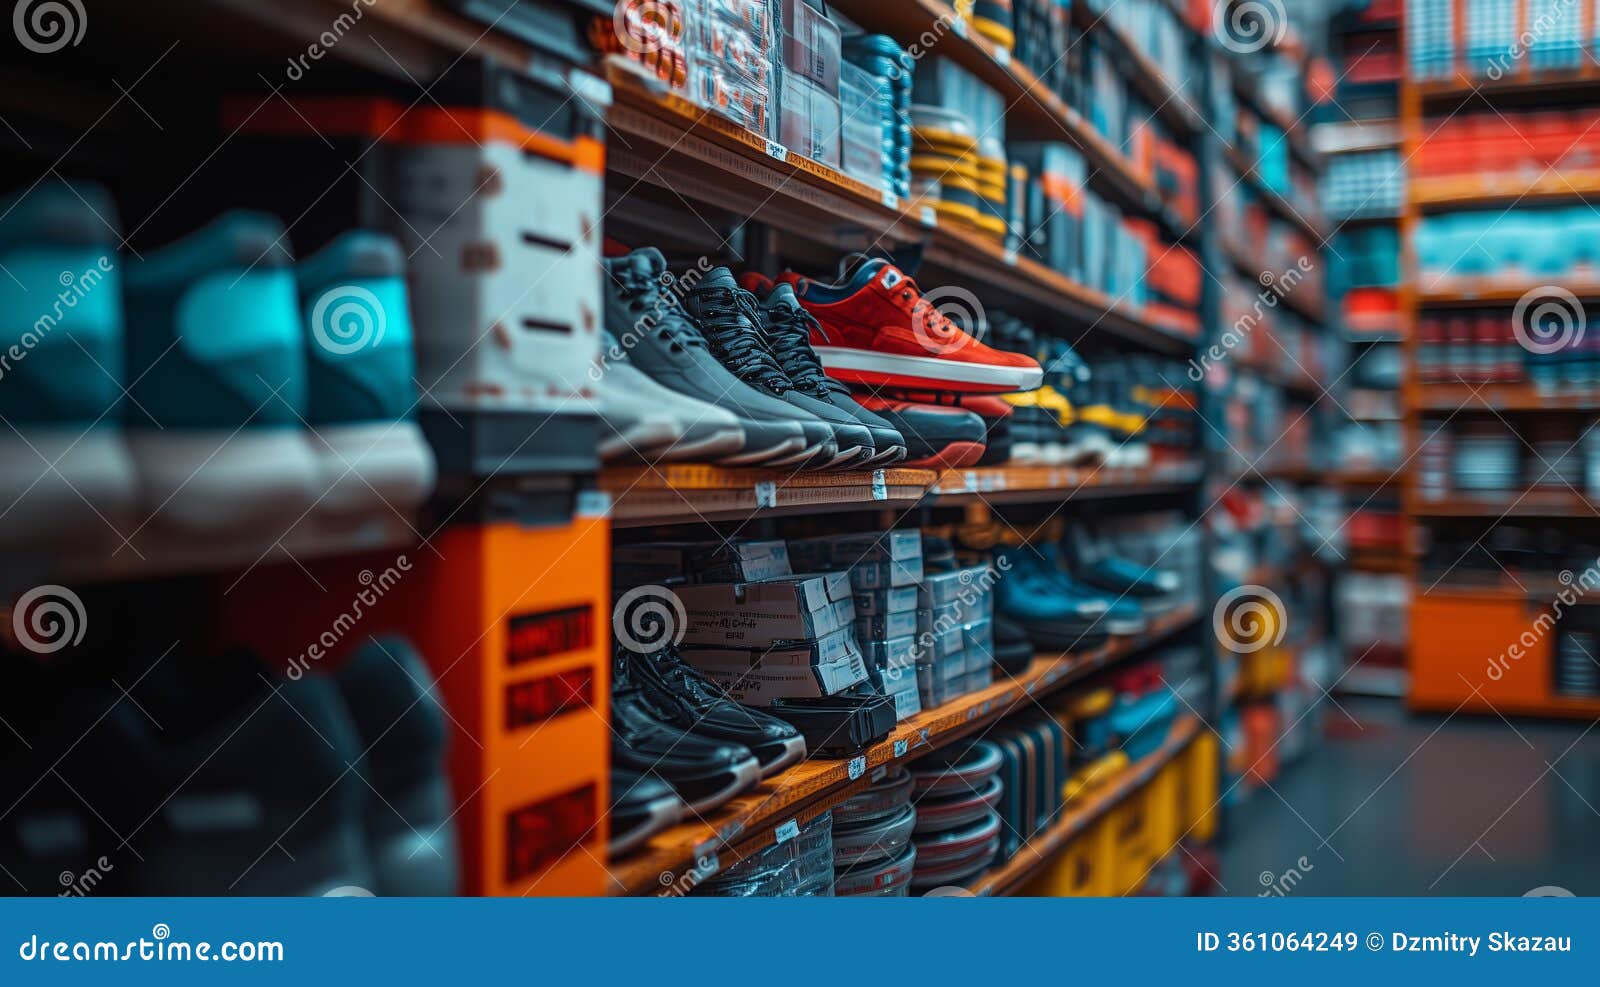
[1146,761,1181,851]
[1109,784,1159,894]
[1017,819,1112,896]
[1179,734,1220,841]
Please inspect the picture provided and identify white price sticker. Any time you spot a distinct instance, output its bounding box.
[870,469,888,501]
[847,755,867,780]
[1003,246,1019,265]
[893,739,909,758]
[881,188,900,210]
[754,480,777,508]
[994,47,1011,68]
[920,205,937,227]
[764,140,789,162]
[952,17,967,37]
[774,819,800,844]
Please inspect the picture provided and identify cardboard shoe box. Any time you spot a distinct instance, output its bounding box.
[680,625,869,703]
[853,584,919,617]
[673,571,854,647]
[613,538,792,586]
[856,608,918,641]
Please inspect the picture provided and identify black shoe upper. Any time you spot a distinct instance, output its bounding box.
[610,656,757,777]
[624,647,803,767]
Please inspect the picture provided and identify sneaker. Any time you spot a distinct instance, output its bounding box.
[333,637,458,896]
[961,396,1013,466]
[853,396,986,469]
[69,650,374,895]
[296,232,435,519]
[608,768,686,857]
[781,257,1041,392]
[0,181,138,549]
[610,656,761,813]
[623,646,807,777]
[602,249,818,467]
[750,281,908,467]
[124,212,321,534]
[593,329,745,462]
[680,269,872,468]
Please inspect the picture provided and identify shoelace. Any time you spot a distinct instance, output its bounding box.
[690,286,793,392]
[894,277,967,343]
[612,265,707,349]
[765,302,848,396]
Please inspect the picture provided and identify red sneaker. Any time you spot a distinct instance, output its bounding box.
[778,258,1042,393]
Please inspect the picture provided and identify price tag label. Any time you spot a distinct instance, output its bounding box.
[893,739,909,758]
[1003,246,1019,266]
[952,17,968,37]
[965,471,979,492]
[994,46,1011,68]
[774,819,799,844]
[881,188,900,210]
[920,205,937,227]
[754,480,777,508]
[847,755,867,779]
[764,140,789,163]
[870,469,888,501]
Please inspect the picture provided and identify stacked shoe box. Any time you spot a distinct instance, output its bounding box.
[588,0,690,91]
[776,0,842,167]
[789,530,923,717]
[684,0,777,136]
[911,57,1009,242]
[842,34,913,202]
[1013,142,1086,281]
[917,565,995,708]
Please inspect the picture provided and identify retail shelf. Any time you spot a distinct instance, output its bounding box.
[1223,146,1326,242]
[606,603,1201,895]
[1410,694,1600,720]
[1413,170,1600,209]
[1230,73,1320,169]
[1418,281,1600,306]
[1416,67,1600,104]
[1345,548,1407,573]
[1411,491,1600,518]
[964,714,1201,895]
[606,66,1198,354]
[7,516,419,588]
[1069,4,1204,136]
[600,464,939,527]
[1313,119,1401,155]
[928,460,1205,504]
[1417,382,1600,412]
[1220,239,1328,326]
[826,0,1187,236]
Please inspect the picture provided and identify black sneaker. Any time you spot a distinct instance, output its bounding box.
[333,637,458,896]
[608,768,685,858]
[680,269,873,469]
[756,283,907,467]
[611,657,762,814]
[623,647,808,777]
[602,248,818,467]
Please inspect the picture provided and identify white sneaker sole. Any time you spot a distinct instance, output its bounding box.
[128,427,322,536]
[0,426,138,549]
[307,421,436,517]
[815,346,1043,390]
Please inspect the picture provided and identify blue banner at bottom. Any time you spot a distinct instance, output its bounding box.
[1,897,1590,984]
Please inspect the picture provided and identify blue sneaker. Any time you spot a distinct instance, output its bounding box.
[296,232,434,521]
[994,546,1120,650]
[0,181,137,547]
[1036,543,1147,635]
[123,211,320,533]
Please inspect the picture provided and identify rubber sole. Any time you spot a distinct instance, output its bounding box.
[128,427,322,535]
[608,791,687,857]
[599,420,683,461]
[661,426,746,462]
[682,756,763,814]
[309,420,437,518]
[901,440,986,470]
[755,733,808,778]
[0,425,138,549]
[815,345,1043,393]
[862,444,909,467]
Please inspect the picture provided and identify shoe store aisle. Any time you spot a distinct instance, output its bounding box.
[2,0,1593,903]
[1217,700,1600,897]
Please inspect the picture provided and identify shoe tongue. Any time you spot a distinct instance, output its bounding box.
[699,267,739,291]
[839,254,889,288]
[764,282,802,312]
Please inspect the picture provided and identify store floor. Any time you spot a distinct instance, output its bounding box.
[1215,698,1600,896]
